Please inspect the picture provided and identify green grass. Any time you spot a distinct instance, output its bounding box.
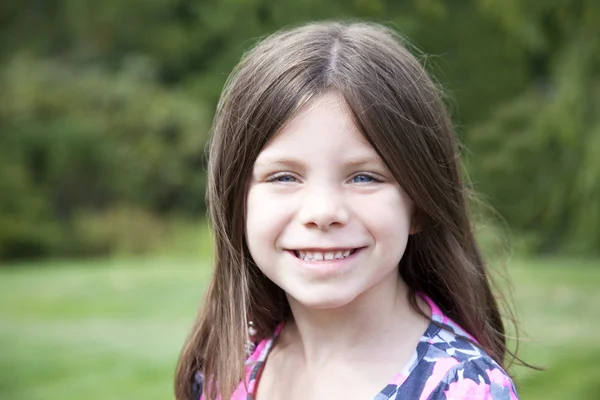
[0,256,212,400]
[0,256,598,399]
[507,257,600,398]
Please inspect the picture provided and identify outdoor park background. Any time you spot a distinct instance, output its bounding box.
[1,1,599,399]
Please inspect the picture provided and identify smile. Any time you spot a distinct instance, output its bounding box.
[292,248,358,262]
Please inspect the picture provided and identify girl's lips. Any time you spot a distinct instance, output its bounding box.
[292,248,357,259]
[286,247,365,275]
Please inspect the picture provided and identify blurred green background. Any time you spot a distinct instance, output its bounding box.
[1,1,599,399]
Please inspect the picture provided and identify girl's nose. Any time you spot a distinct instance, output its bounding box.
[297,185,350,230]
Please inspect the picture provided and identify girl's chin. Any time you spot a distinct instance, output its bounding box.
[285,290,358,311]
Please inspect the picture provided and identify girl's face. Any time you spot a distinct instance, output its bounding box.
[245,93,415,309]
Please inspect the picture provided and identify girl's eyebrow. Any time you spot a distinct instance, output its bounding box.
[253,157,303,169]
[253,155,385,169]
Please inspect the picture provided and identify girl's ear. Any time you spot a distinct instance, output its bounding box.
[409,209,422,235]
[409,223,420,235]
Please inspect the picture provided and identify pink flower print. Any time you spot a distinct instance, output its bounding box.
[444,378,491,399]
[486,368,510,386]
[486,368,518,400]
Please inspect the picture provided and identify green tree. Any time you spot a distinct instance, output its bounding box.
[467,0,600,253]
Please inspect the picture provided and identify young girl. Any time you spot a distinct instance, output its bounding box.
[175,21,521,400]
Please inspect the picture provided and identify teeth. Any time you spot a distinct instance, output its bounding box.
[295,249,357,261]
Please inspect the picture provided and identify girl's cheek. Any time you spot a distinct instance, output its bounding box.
[247,189,294,225]
[251,187,298,208]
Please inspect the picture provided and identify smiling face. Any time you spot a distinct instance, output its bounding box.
[245,93,415,309]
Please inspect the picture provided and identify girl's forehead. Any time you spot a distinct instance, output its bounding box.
[285,92,352,130]
[256,93,375,158]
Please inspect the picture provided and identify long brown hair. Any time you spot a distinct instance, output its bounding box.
[176,21,521,400]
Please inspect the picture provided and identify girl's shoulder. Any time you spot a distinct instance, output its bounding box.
[396,295,519,399]
[192,324,283,400]
[401,322,519,399]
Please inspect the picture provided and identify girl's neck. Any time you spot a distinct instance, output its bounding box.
[280,277,431,367]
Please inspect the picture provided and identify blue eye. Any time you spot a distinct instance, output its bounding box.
[267,173,296,183]
[352,174,380,183]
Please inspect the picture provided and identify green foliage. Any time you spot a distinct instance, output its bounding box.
[0,54,209,259]
[1,0,599,258]
[468,0,600,254]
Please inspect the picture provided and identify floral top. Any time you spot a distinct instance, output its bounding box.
[194,295,519,399]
